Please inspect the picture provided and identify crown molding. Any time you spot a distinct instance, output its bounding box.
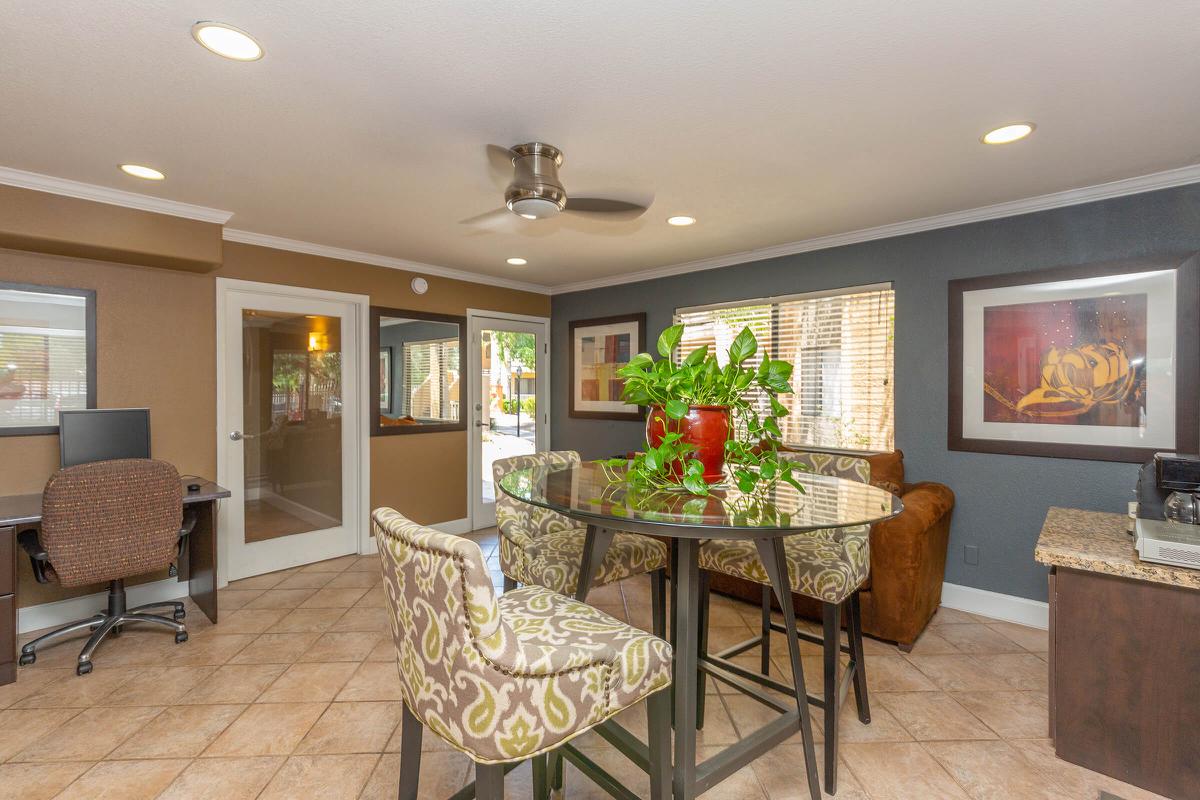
[0,166,234,224]
[222,229,553,295]
[549,163,1200,295]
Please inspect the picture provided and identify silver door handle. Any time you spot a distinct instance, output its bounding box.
[229,430,258,441]
[474,421,484,427]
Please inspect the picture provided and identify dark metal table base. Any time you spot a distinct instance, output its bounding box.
[577,525,823,800]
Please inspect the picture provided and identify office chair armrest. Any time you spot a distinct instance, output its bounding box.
[177,509,199,557]
[17,528,51,584]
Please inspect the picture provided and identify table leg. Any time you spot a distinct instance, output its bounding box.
[187,499,219,624]
[673,537,700,799]
[754,537,821,800]
[575,525,614,602]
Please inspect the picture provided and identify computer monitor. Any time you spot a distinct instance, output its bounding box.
[59,408,151,468]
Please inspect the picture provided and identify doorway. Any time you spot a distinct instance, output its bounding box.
[467,311,550,529]
[217,279,369,583]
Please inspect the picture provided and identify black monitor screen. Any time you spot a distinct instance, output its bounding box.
[59,408,151,468]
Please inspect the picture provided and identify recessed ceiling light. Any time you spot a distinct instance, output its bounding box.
[667,215,696,226]
[981,123,1035,145]
[506,257,528,266]
[191,21,264,61]
[119,164,165,180]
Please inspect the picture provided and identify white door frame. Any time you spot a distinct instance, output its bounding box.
[466,309,550,530]
[215,278,372,586]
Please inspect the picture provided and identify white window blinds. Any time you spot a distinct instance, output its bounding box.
[0,288,89,429]
[675,283,895,453]
[403,338,460,421]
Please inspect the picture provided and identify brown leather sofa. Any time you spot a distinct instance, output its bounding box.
[706,450,955,650]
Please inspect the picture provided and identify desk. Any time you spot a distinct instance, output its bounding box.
[0,478,230,686]
[1035,507,1200,800]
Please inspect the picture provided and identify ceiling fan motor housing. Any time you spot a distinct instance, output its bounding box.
[506,142,567,218]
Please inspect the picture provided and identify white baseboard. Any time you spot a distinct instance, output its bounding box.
[432,517,472,535]
[940,581,1049,630]
[18,577,187,635]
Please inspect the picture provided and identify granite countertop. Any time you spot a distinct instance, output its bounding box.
[1035,507,1200,590]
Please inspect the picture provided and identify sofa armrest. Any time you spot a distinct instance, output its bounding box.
[863,482,955,646]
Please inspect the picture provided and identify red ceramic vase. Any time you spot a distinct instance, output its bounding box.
[645,404,731,484]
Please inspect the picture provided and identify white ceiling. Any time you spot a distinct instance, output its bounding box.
[2,0,1198,290]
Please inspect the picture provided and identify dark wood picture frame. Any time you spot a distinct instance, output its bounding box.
[948,252,1199,462]
[0,281,97,437]
[568,312,647,421]
[369,306,467,436]
[379,345,393,414]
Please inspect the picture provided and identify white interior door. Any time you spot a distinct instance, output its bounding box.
[468,311,549,529]
[217,279,368,582]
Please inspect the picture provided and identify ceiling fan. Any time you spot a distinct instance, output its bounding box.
[461,142,651,229]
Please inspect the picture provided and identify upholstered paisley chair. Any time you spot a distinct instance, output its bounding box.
[373,508,673,800]
[493,451,670,633]
[697,452,872,795]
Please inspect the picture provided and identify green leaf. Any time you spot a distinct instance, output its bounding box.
[735,472,756,493]
[682,345,708,366]
[762,416,781,437]
[685,459,704,476]
[770,396,788,417]
[643,449,661,471]
[682,475,709,496]
[657,325,684,358]
[663,399,690,419]
[728,327,758,365]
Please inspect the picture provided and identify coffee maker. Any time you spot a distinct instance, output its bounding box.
[1135,453,1200,569]
[1136,453,1200,520]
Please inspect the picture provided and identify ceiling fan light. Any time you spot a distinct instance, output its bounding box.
[508,197,561,219]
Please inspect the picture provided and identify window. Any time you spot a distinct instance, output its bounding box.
[0,283,96,435]
[403,338,460,421]
[675,283,895,452]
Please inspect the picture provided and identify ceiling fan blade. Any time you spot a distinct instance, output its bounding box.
[486,144,516,188]
[458,207,513,229]
[563,197,649,220]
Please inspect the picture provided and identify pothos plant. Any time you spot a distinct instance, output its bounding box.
[601,323,806,497]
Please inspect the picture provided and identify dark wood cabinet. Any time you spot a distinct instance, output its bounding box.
[0,527,14,685]
[1048,565,1200,800]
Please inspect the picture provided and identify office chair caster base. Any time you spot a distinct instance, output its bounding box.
[175,631,188,644]
[18,652,35,666]
[76,661,93,676]
[173,610,186,622]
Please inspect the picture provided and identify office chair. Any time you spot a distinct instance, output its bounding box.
[17,458,193,675]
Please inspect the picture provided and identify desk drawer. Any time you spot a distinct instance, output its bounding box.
[0,594,13,665]
[0,527,12,596]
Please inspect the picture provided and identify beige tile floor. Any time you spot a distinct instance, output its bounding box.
[1,530,1168,800]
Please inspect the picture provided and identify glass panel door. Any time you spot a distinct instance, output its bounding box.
[220,284,363,582]
[469,315,548,528]
[242,311,343,543]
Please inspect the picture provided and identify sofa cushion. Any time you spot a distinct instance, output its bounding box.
[867,450,905,496]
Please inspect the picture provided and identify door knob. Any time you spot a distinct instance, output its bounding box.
[229,430,257,441]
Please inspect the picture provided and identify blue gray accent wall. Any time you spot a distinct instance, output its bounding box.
[550,183,1200,602]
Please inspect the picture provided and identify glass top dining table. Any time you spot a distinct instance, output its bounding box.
[499,461,903,800]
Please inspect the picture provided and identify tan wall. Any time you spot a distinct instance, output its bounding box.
[0,240,547,607]
[0,185,222,272]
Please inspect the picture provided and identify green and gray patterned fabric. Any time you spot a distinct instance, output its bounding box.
[373,507,673,764]
[777,450,871,484]
[494,451,669,594]
[700,451,872,604]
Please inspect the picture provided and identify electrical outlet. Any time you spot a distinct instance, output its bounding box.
[964,544,979,566]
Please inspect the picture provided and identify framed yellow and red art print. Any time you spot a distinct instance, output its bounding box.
[949,253,1198,461]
